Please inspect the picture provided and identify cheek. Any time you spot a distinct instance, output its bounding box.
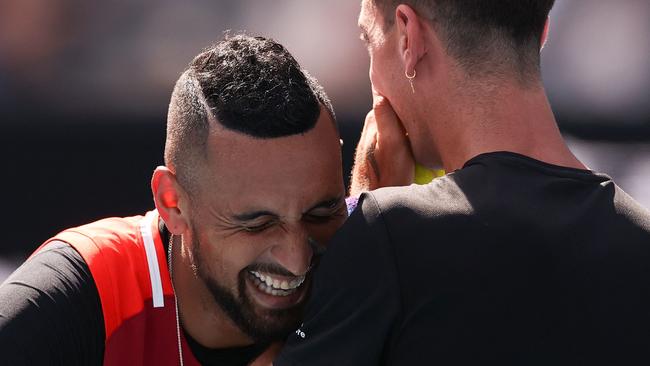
[307,216,347,247]
[368,54,384,92]
[198,232,265,280]
[368,49,396,99]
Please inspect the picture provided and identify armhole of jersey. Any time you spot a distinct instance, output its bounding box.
[38,211,173,344]
[44,231,119,342]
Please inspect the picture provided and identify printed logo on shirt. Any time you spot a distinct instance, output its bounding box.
[295,323,306,339]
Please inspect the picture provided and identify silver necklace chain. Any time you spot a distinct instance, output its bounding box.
[168,236,185,366]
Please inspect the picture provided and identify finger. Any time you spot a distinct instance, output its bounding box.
[372,96,408,139]
[373,95,391,114]
[371,84,381,102]
[369,87,408,145]
[371,92,390,112]
[366,136,382,181]
[370,83,395,117]
[359,110,378,143]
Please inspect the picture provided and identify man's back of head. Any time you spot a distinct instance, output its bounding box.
[372,0,555,83]
[358,0,582,172]
[273,3,650,365]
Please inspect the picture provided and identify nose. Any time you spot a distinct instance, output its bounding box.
[270,226,313,276]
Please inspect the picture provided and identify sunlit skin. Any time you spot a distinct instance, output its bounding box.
[357,0,447,169]
[356,0,585,173]
[153,107,347,351]
[358,0,401,100]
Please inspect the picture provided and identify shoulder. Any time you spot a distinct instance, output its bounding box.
[0,240,99,313]
[48,212,153,275]
[0,241,105,364]
[42,211,171,342]
[2,240,95,297]
[612,184,650,232]
[57,214,146,249]
[355,175,476,236]
[370,175,472,214]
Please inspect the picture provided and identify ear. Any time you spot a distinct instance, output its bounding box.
[395,4,426,76]
[540,17,550,51]
[151,166,189,235]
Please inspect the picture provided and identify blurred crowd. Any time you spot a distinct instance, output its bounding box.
[2,0,647,124]
[1,0,649,279]
[0,0,370,120]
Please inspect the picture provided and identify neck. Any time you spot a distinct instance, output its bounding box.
[170,235,253,349]
[422,77,586,172]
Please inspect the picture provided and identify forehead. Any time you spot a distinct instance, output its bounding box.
[201,110,342,211]
[358,0,373,27]
[359,0,384,33]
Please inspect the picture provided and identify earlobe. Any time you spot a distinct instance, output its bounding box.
[151,166,188,235]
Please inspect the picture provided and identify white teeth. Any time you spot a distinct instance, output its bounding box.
[289,277,305,289]
[248,270,307,296]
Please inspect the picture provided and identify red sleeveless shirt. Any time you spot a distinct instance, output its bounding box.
[41,210,200,365]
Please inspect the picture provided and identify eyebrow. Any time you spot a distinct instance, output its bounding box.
[232,210,278,222]
[358,23,368,34]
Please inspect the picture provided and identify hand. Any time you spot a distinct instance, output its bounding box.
[349,93,415,197]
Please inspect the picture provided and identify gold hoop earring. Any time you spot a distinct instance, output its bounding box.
[405,69,417,94]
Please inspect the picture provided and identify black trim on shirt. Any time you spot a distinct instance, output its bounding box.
[0,218,269,365]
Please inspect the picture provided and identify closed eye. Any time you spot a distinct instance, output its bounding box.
[304,212,344,224]
[233,210,279,233]
[304,200,346,224]
[241,220,275,233]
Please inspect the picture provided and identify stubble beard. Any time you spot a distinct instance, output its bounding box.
[190,227,305,344]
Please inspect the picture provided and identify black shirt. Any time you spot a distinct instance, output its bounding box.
[0,224,266,365]
[276,151,650,365]
[0,241,105,365]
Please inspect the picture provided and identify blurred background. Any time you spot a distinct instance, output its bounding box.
[1,0,649,281]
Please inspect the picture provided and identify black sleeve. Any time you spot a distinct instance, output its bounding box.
[0,241,105,365]
[275,193,401,366]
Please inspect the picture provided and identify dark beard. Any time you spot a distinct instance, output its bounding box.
[191,231,305,343]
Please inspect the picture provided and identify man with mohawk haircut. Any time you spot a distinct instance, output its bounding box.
[0,34,347,365]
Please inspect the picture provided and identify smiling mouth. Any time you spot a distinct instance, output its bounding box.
[248,270,306,297]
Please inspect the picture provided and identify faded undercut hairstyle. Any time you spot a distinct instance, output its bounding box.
[373,0,555,82]
[164,34,336,196]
